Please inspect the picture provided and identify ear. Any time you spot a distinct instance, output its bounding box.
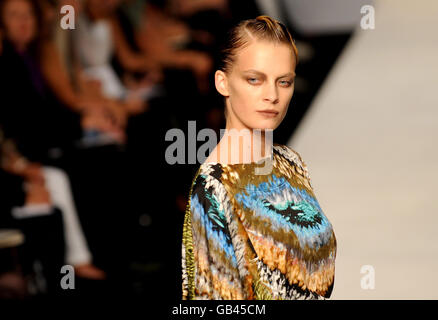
[215,70,229,97]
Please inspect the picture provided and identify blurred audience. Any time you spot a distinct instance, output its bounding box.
[0,0,107,286]
[0,0,262,299]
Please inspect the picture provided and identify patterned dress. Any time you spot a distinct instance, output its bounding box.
[181,143,337,300]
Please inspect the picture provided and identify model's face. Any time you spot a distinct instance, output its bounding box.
[2,0,37,50]
[217,39,296,131]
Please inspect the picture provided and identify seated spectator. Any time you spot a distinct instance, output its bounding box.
[1,136,106,278]
[0,0,105,281]
[40,0,137,146]
[117,0,215,94]
[0,166,65,297]
[73,0,164,108]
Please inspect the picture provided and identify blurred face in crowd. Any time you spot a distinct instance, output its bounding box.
[59,0,82,12]
[54,0,82,22]
[86,0,121,17]
[41,0,55,25]
[215,39,297,132]
[1,0,37,50]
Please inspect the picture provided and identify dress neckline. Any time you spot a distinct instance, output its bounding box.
[198,145,290,191]
[201,154,273,167]
[201,143,280,167]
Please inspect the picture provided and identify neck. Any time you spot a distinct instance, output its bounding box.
[214,126,273,164]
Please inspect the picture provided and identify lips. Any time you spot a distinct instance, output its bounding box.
[257,110,279,117]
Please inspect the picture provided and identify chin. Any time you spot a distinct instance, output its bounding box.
[257,126,276,131]
[250,121,279,131]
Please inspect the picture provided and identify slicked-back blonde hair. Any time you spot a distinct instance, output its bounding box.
[219,15,299,75]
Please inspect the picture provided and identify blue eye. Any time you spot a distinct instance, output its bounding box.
[248,78,258,84]
[280,80,292,87]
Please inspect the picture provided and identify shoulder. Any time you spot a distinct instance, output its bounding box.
[188,164,235,234]
[189,163,230,209]
[273,143,310,180]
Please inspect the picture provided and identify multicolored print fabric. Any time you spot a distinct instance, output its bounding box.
[182,143,337,300]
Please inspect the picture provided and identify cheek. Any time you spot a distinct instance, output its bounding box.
[229,84,247,114]
[282,83,294,98]
[23,20,35,36]
[230,83,259,111]
[280,87,294,111]
[29,20,37,37]
[13,18,35,38]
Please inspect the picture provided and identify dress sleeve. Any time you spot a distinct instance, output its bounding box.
[273,145,337,298]
[182,173,245,300]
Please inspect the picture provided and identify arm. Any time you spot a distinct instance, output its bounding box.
[182,173,246,299]
[41,41,130,134]
[109,16,158,73]
[0,139,44,184]
[40,40,84,113]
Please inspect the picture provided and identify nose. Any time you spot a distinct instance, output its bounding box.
[263,82,279,104]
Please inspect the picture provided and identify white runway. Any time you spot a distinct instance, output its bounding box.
[288,0,438,299]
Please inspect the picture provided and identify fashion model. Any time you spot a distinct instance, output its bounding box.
[182,15,337,300]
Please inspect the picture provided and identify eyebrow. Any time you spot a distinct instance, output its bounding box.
[243,69,296,78]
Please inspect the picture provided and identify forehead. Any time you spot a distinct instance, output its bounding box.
[4,0,33,12]
[234,40,296,73]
